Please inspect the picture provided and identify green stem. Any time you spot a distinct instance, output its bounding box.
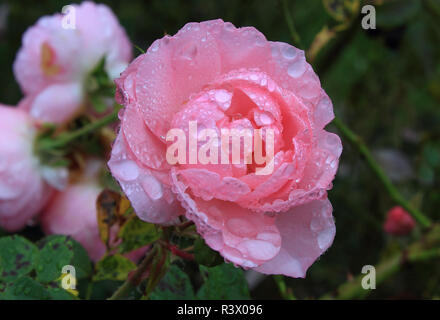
[108,245,158,300]
[37,108,119,152]
[273,275,296,300]
[332,117,433,228]
[280,0,303,48]
[320,224,440,299]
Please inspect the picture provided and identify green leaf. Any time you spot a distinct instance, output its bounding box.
[118,217,161,253]
[70,239,93,280]
[0,236,38,281]
[0,276,50,300]
[93,254,136,282]
[37,235,92,282]
[35,236,75,283]
[150,265,194,300]
[46,287,77,300]
[194,238,224,267]
[196,263,250,300]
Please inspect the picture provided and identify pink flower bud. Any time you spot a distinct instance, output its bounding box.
[384,206,415,236]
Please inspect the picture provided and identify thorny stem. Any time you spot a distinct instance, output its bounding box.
[332,117,433,228]
[159,240,195,260]
[320,224,440,299]
[108,245,159,300]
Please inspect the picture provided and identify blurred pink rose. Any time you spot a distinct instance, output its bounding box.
[41,160,147,262]
[384,206,415,236]
[0,105,61,232]
[13,1,132,124]
[108,20,341,277]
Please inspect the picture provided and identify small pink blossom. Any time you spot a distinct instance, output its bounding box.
[13,1,132,124]
[109,20,341,277]
[41,159,147,262]
[0,105,57,232]
[384,206,415,236]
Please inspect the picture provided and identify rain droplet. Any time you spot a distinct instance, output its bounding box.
[287,60,306,78]
[310,216,322,232]
[141,175,163,200]
[281,45,297,60]
[179,43,198,61]
[259,113,273,125]
[317,227,334,250]
[111,160,139,182]
[227,218,257,238]
[150,41,159,52]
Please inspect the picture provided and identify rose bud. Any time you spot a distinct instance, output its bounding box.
[108,20,342,277]
[13,1,132,124]
[384,206,415,236]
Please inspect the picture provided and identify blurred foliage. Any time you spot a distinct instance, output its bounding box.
[0,0,439,299]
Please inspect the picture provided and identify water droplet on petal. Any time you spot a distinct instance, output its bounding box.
[281,45,297,60]
[310,216,322,232]
[317,227,334,250]
[259,113,273,125]
[238,239,278,261]
[111,160,139,182]
[215,90,231,103]
[141,175,163,200]
[287,60,307,78]
[227,218,257,238]
[179,43,198,61]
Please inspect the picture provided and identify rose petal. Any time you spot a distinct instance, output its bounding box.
[28,82,84,124]
[255,198,335,278]
[135,22,222,138]
[108,131,183,224]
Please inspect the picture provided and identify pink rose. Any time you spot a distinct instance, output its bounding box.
[13,1,132,124]
[0,105,64,232]
[108,20,342,277]
[41,159,147,262]
[384,206,415,236]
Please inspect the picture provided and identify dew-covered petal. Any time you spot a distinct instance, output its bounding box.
[122,105,169,170]
[204,20,271,74]
[297,130,342,191]
[171,168,281,267]
[134,22,222,138]
[176,168,251,201]
[255,198,335,278]
[108,131,183,224]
